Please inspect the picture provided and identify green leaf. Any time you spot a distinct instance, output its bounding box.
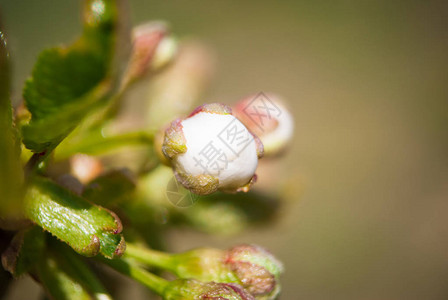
[22,0,130,154]
[23,48,106,121]
[1,226,46,277]
[24,177,126,259]
[36,241,112,300]
[21,80,111,153]
[0,27,24,218]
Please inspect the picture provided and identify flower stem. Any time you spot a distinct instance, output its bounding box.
[124,243,175,271]
[100,257,168,296]
[24,151,48,178]
[54,130,154,160]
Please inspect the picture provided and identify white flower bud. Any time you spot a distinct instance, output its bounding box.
[162,103,263,195]
[234,93,293,157]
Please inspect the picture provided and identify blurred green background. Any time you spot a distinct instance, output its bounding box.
[1,0,448,299]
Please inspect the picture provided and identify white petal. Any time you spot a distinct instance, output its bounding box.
[176,112,258,190]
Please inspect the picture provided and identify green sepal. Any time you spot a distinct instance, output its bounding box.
[163,279,254,300]
[1,226,45,277]
[24,176,125,259]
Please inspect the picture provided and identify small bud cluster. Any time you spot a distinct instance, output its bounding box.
[160,93,293,195]
[1,2,294,300]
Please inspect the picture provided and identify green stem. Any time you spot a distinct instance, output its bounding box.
[55,130,155,160]
[24,151,49,178]
[124,243,175,271]
[87,70,138,130]
[100,257,169,296]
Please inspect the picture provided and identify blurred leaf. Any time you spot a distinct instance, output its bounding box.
[1,226,45,277]
[207,191,281,224]
[178,201,248,235]
[36,241,112,300]
[175,191,281,235]
[24,177,125,259]
[22,0,130,154]
[121,201,168,251]
[83,169,136,207]
[0,26,24,218]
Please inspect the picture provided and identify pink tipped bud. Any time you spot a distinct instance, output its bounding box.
[234,93,293,157]
[123,22,177,86]
[162,103,262,195]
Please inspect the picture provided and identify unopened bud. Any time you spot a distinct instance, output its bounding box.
[162,103,263,195]
[151,35,177,71]
[164,279,254,300]
[123,22,177,86]
[233,93,293,157]
[225,244,283,299]
[169,244,283,299]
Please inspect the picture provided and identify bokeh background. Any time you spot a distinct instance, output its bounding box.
[1,0,448,299]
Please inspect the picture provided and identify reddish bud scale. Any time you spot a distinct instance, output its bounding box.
[188,102,232,118]
[225,245,284,299]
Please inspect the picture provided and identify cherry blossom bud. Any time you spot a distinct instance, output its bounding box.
[224,244,283,299]
[164,279,254,300]
[123,21,177,86]
[162,103,263,195]
[233,93,293,157]
[157,244,283,299]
